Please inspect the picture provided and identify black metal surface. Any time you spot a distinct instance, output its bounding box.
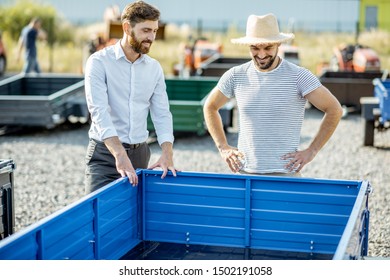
[319,71,388,111]
[0,75,85,128]
[0,159,15,240]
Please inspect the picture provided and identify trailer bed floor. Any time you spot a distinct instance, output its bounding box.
[120,241,333,260]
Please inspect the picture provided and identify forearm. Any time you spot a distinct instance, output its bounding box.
[103,136,127,159]
[104,136,138,185]
[149,141,176,178]
[205,105,245,172]
[308,107,342,154]
[204,106,229,151]
[161,141,173,158]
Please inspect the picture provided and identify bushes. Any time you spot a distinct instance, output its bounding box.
[0,0,74,45]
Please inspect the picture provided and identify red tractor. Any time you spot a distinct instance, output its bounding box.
[177,38,223,76]
[329,44,381,72]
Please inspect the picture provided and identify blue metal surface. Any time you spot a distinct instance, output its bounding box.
[0,175,140,260]
[0,170,370,260]
[333,180,371,259]
[373,78,390,123]
[141,171,370,259]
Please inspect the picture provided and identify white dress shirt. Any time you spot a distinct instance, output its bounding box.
[84,41,174,145]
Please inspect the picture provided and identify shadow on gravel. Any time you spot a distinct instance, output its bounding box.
[373,146,390,151]
[0,122,89,137]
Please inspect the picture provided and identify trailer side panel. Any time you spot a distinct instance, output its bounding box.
[0,177,140,260]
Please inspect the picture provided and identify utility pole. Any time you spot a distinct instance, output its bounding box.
[355,0,361,44]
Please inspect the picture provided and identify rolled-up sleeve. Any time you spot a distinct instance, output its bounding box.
[85,54,118,140]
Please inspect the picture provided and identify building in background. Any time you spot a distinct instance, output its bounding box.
[359,0,390,32]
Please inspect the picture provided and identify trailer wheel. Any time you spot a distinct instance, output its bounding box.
[363,120,375,146]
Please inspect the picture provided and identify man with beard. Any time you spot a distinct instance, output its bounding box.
[203,14,343,176]
[84,1,177,193]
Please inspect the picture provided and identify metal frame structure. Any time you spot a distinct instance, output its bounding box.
[0,170,371,260]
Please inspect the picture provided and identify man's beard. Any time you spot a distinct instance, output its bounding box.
[130,31,152,54]
[253,54,277,70]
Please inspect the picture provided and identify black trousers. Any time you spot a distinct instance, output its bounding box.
[84,139,151,194]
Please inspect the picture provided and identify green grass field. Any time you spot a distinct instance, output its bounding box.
[3,23,390,76]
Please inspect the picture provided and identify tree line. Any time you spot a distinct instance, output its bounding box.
[0,0,75,45]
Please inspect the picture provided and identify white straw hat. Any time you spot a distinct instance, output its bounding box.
[231,14,294,45]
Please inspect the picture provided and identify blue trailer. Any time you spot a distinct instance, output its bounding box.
[360,78,390,146]
[0,170,371,260]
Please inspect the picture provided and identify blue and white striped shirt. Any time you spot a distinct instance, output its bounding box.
[218,59,321,173]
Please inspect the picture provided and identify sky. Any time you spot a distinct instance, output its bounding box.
[1,0,361,32]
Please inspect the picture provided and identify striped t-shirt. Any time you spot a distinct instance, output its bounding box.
[217,59,321,174]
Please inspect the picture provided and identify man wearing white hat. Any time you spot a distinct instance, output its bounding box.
[204,14,343,176]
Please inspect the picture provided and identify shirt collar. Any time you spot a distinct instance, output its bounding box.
[114,40,147,64]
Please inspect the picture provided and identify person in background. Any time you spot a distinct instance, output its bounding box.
[203,13,343,176]
[84,1,177,193]
[16,17,46,74]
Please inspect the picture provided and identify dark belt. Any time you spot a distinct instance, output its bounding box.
[122,142,144,149]
[91,138,144,149]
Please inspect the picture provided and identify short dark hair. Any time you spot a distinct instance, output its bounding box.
[121,1,160,27]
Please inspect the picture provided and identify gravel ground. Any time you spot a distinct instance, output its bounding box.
[0,108,389,257]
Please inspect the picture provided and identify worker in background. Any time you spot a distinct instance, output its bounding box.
[84,1,177,193]
[203,13,343,176]
[16,17,46,74]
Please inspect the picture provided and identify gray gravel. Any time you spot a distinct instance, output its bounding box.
[0,108,389,257]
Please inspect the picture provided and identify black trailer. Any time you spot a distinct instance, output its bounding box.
[197,55,250,77]
[0,73,87,129]
[0,159,15,241]
[319,71,388,112]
